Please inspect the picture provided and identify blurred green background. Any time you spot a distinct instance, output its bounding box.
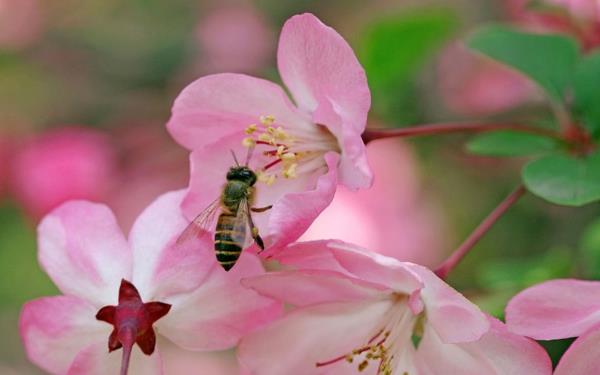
[1,0,598,373]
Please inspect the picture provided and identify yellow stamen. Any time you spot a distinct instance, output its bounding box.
[242,137,256,148]
[281,152,296,162]
[259,115,275,126]
[283,163,298,179]
[245,124,257,134]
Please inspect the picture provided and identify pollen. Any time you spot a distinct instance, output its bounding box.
[281,152,296,162]
[242,137,256,148]
[316,329,393,375]
[245,124,257,134]
[257,170,276,185]
[258,133,274,144]
[282,163,297,179]
[259,115,275,126]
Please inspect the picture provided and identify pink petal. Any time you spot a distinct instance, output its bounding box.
[554,326,600,375]
[67,342,162,375]
[241,269,387,307]
[266,152,339,251]
[506,279,600,340]
[416,317,552,375]
[160,339,240,375]
[238,299,393,375]
[278,13,372,189]
[274,240,423,296]
[166,73,311,151]
[130,190,214,301]
[19,296,107,375]
[406,264,489,343]
[158,253,281,351]
[37,201,132,306]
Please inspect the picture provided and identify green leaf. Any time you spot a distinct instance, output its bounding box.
[358,9,458,88]
[522,151,600,206]
[466,131,561,157]
[356,9,458,123]
[467,25,579,100]
[574,52,600,136]
[579,218,600,279]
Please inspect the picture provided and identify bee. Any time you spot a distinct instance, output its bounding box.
[177,148,271,271]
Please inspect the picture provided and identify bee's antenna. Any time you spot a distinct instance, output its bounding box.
[230,150,240,166]
[244,144,255,167]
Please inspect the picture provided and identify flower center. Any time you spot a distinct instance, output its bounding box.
[242,114,339,185]
[315,297,420,375]
[96,279,171,375]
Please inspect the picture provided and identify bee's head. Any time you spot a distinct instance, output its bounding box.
[226,166,257,185]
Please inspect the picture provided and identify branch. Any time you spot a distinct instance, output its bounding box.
[362,122,562,144]
[434,185,527,280]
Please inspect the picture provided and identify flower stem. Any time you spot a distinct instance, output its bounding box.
[362,122,562,143]
[434,185,527,280]
[119,326,135,375]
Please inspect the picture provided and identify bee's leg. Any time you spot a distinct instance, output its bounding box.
[247,201,266,252]
[250,205,272,213]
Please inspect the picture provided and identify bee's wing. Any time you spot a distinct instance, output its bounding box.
[231,197,250,246]
[176,198,221,245]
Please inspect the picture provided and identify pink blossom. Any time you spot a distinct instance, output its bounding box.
[506,279,600,375]
[196,5,274,73]
[167,13,372,254]
[238,240,552,375]
[11,127,117,220]
[438,43,540,116]
[0,0,43,50]
[19,190,280,374]
[301,139,446,266]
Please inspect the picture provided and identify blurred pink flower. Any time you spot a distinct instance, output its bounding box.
[438,43,540,116]
[239,240,552,375]
[301,139,447,267]
[507,0,600,50]
[107,124,189,232]
[0,0,43,50]
[168,13,372,253]
[19,190,280,375]
[10,127,117,220]
[506,279,600,375]
[196,5,274,73]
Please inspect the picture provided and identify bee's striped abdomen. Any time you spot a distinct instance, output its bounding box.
[214,212,244,271]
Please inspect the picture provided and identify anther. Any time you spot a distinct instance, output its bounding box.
[242,137,256,148]
[259,115,275,126]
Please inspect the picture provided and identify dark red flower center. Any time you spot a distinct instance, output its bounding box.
[96,279,171,375]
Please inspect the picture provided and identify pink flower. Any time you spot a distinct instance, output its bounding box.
[167,13,372,253]
[11,127,117,220]
[301,139,446,266]
[0,0,43,50]
[437,43,540,116]
[238,240,552,375]
[19,190,280,374]
[195,5,274,73]
[506,279,600,375]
